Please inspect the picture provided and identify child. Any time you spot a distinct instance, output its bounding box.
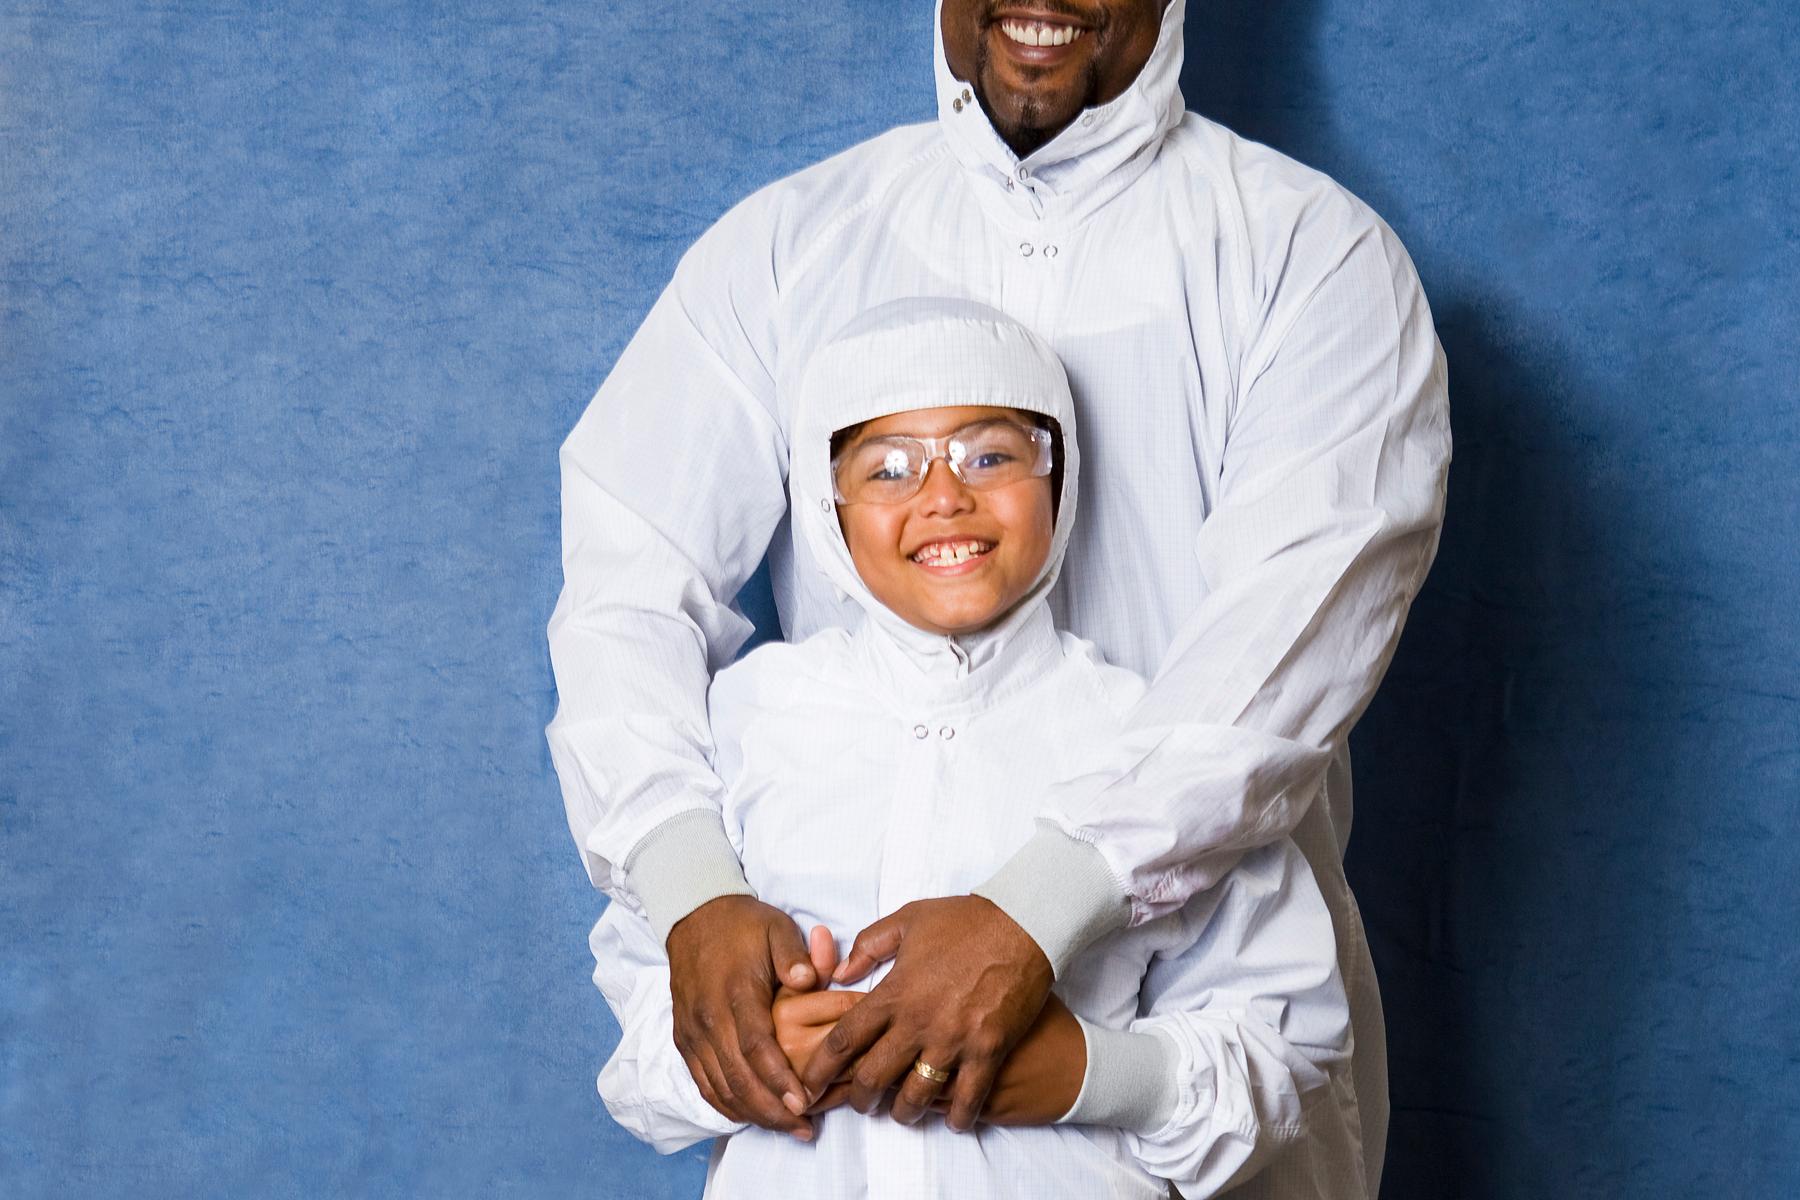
[590,299,1364,1199]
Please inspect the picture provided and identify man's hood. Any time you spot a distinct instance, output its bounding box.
[791,297,1080,676]
[932,0,1186,215]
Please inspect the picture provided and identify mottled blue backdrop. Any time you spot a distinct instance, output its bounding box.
[3,2,1795,1197]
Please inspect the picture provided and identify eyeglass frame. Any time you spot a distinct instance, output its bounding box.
[830,418,1057,505]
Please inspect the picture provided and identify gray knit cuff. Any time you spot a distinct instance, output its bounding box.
[972,824,1131,978]
[1058,1018,1180,1134]
[624,809,754,946]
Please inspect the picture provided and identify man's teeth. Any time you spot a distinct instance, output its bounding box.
[998,19,1085,48]
[912,540,994,566]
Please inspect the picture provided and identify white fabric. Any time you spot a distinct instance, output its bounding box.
[546,2,1450,1193]
[593,299,1362,1196]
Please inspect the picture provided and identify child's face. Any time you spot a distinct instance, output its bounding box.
[835,405,1056,638]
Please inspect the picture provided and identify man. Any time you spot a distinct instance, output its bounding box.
[546,1,1448,1193]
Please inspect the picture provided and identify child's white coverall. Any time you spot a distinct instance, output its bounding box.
[592,300,1366,1199]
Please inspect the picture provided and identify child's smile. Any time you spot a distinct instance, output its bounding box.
[908,537,995,571]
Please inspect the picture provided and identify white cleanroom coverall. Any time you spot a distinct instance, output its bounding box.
[593,299,1363,1199]
[546,4,1450,1192]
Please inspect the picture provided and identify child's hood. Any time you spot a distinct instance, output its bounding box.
[791,297,1081,674]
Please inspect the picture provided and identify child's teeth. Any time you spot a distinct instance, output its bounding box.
[912,540,993,565]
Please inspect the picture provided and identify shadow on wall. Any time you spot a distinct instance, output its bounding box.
[1185,5,1708,1198]
[1183,0,1341,187]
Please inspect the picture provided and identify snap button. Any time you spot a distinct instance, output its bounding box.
[1016,166,1030,181]
[819,499,831,512]
[1005,178,1014,191]
[1044,244,1059,258]
[913,724,929,740]
[962,88,972,102]
[953,97,964,112]
[1081,113,1096,128]
[1019,242,1034,257]
[939,726,955,740]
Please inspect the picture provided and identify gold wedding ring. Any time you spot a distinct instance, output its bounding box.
[911,1058,953,1084]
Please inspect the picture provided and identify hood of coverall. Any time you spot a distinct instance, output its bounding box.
[932,0,1186,199]
[791,298,1080,677]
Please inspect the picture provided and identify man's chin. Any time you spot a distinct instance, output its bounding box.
[980,80,1085,151]
[978,56,1091,154]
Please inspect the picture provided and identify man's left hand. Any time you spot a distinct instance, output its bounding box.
[796,895,1053,1131]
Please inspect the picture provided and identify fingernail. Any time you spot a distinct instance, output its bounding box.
[789,966,811,986]
[783,1092,805,1116]
[792,1127,813,1143]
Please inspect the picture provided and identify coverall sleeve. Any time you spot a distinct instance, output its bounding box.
[978,198,1451,969]
[544,194,789,940]
[1063,842,1352,1197]
[592,899,748,1153]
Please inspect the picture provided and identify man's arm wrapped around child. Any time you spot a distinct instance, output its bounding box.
[591,898,747,1154]
[1059,838,1358,1198]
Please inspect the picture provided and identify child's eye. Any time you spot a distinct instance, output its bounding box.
[865,447,914,482]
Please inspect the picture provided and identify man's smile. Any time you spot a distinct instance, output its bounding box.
[997,18,1087,48]
[990,8,1093,67]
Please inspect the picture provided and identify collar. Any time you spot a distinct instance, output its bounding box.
[932,0,1188,227]
[852,596,1064,718]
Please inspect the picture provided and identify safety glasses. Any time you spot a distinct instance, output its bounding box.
[831,419,1055,505]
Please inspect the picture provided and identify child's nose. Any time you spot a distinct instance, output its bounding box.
[915,458,976,516]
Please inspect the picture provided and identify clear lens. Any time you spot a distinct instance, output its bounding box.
[833,420,1053,505]
[949,422,1043,487]
[837,440,927,505]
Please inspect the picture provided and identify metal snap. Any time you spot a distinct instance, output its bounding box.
[1016,166,1030,181]
[953,97,963,112]
[913,724,929,740]
[939,726,955,740]
[1019,242,1034,257]
[1044,244,1059,259]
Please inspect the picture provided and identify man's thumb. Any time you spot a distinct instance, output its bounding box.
[768,914,816,990]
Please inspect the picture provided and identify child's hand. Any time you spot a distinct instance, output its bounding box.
[774,988,862,1082]
[773,925,861,1112]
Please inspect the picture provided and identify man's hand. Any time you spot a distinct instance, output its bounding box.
[798,895,1053,1131]
[666,895,818,1139]
[955,993,1085,1126]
